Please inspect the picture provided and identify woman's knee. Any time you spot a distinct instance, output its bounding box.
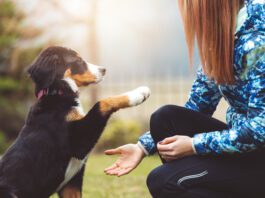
[150,105,174,127]
[150,105,183,138]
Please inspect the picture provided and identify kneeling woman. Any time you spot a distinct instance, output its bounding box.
[105,0,265,197]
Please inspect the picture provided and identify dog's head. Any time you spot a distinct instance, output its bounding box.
[27,46,106,94]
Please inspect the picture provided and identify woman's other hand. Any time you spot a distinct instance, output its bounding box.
[157,135,196,161]
[104,144,145,177]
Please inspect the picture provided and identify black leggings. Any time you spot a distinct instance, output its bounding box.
[147,105,265,198]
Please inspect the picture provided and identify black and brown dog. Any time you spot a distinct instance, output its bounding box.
[0,46,150,198]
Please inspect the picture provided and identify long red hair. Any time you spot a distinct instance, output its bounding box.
[178,0,244,84]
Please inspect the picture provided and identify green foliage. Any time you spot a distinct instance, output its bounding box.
[18,47,41,69]
[0,0,17,18]
[0,77,20,92]
[14,47,42,78]
[95,119,143,152]
[0,47,42,143]
[0,0,24,73]
[0,35,17,48]
[0,0,43,143]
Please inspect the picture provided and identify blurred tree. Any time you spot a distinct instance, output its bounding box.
[0,0,22,75]
[0,0,43,148]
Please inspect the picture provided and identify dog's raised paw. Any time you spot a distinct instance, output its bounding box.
[125,86,151,106]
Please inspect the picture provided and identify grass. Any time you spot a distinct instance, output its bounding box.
[51,154,161,198]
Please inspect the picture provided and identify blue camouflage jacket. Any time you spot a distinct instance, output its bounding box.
[138,0,265,155]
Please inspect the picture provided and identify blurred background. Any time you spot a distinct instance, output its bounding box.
[0,0,228,197]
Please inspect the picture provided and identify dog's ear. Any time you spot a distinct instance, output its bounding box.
[27,53,60,90]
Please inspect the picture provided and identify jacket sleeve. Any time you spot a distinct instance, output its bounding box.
[138,66,223,155]
[138,131,156,155]
[193,47,265,154]
[184,67,222,116]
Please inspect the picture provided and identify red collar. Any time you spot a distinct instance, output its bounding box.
[36,88,63,100]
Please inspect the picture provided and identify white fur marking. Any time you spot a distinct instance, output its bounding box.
[63,77,79,93]
[56,156,88,192]
[125,86,151,106]
[64,77,85,116]
[86,62,105,83]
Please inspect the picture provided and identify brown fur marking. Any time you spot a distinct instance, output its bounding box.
[66,108,84,122]
[61,186,81,198]
[64,69,96,86]
[64,69,71,78]
[99,95,130,116]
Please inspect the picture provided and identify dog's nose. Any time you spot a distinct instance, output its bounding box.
[99,67,106,75]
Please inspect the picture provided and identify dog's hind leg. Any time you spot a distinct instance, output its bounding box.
[58,166,84,198]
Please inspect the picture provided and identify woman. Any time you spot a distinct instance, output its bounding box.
[104,0,265,197]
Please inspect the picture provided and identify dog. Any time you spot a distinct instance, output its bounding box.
[0,46,150,198]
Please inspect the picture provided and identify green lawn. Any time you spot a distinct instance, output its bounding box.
[51,154,161,198]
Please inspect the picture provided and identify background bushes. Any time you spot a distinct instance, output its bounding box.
[95,119,147,152]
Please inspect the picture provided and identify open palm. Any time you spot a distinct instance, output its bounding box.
[104,144,145,177]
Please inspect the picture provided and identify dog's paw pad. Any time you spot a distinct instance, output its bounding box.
[126,86,151,106]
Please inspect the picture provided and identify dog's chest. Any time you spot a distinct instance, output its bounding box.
[65,99,85,121]
[56,100,86,192]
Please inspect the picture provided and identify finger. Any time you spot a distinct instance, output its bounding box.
[104,163,118,172]
[162,155,176,160]
[104,148,121,155]
[117,167,132,177]
[105,167,118,175]
[160,136,178,145]
[107,166,123,175]
[105,164,121,175]
[157,142,174,152]
[159,151,173,156]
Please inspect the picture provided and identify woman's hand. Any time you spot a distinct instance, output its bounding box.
[104,143,145,177]
[157,135,195,161]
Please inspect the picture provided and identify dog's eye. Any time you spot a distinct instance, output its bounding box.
[70,64,80,74]
[70,61,86,74]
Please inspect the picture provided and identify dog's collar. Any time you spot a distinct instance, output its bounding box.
[36,88,63,100]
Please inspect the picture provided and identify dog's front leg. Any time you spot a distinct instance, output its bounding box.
[69,86,150,159]
[59,186,81,198]
[63,87,150,197]
[58,166,85,198]
[99,86,150,116]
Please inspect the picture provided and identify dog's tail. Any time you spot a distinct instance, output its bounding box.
[0,183,17,198]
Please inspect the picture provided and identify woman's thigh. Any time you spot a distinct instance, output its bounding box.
[148,105,265,197]
[147,152,265,198]
[149,105,228,144]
